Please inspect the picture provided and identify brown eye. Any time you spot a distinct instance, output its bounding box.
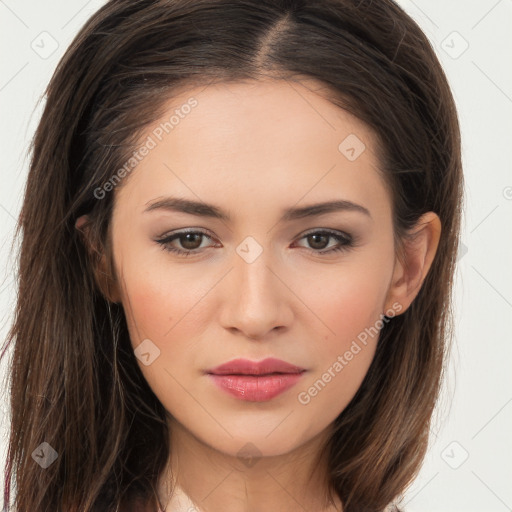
[295,230,354,255]
[306,233,330,250]
[156,230,216,256]
[179,233,204,250]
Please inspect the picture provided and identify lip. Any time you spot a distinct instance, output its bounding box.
[208,373,305,401]
[206,357,306,376]
[206,358,306,402]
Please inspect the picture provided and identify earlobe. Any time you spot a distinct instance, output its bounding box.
[75,214,96,257]
[93,253,122,304]
[75,215,89,232]
[75,214,122,303]
[384,212,442,315]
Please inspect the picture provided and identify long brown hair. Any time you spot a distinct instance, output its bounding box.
[1,0,464,511]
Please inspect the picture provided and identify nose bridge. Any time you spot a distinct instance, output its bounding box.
[237,245,275,297]
[235,236,280,305]
[220,236,291,337]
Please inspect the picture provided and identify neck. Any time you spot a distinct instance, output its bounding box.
[157,417,342,512]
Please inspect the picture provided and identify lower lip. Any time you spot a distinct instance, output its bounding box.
[208,373,305,402]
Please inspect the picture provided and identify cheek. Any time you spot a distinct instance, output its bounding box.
[305,261,388,348]
[294,266,387,416]
[326,283,385,342]
[118,262,219,398]
[119,266,209,414]
[120,261,210,346]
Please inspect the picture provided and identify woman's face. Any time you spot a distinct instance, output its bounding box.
[109,78,402,459]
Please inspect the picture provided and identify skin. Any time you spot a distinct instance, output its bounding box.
[77,78,441,512]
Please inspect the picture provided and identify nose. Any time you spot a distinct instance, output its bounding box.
[219,246,294,340]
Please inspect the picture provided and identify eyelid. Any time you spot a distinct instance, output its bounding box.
[158,227,215,239]
[298,227,351,239]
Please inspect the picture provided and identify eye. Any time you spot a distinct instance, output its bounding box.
[155,228,355,257]
[155,229,217,257]
[293,229,355,255]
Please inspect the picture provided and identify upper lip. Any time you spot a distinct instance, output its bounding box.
[206,357,306,376]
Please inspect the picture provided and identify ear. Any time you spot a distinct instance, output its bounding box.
[75,214,122,303]
[383,211,442,315]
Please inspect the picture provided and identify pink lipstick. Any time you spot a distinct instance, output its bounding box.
[206,357,306,402]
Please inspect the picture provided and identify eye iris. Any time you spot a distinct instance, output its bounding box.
[181,233,203,250]
[308,234,329,250]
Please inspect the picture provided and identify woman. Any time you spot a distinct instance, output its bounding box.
[1,0,464,511]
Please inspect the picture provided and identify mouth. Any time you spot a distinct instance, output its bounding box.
[205,357,307,402]
[207,373,306,401]
[206,357,306,376]
[208,370,306,377]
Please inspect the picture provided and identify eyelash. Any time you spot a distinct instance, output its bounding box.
[155,228,355,257]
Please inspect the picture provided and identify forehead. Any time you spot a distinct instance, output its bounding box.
[157,78,376,153]
[114,78,391,220]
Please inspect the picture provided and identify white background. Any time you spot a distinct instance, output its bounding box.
[0,1,511,510]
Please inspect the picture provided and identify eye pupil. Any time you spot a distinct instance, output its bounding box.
[181,233,202,250]
[308,234,329,250]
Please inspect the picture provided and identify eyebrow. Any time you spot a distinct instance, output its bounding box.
[144,196,372,222]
